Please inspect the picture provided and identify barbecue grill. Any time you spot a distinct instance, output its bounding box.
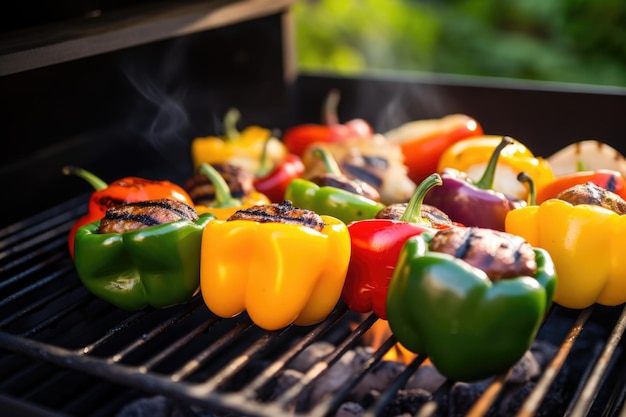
[1,1,626,416]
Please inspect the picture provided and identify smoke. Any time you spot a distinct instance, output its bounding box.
[120,37,193,157]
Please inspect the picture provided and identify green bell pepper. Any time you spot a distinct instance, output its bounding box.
[386,233,557,382]
[284,178,386,224]
[73,212,214,310]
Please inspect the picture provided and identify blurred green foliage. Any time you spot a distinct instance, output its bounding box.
[293,0,626,87]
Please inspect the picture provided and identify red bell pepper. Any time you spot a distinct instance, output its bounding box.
[62,166,194,258]
[253,135,305,203]
[536,169,626,204]
[341,173,455,319]
[283,89,373,157]
[384,114,483,185]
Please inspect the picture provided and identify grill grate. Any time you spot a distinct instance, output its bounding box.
[0,198,625,417]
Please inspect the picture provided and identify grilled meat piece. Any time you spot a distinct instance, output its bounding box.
[557,181,626,214]
[185,163,254,206]
[98,198,199,234]
[227,200,325,232]
[309,173,381,202]
[429,227,537,281]
[375,202,454,227]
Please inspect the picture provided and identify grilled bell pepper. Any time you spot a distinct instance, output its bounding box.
[62,166,194,258]
[437,135,555,200]
[506,197,626,309]
[424,136,526,231]
[73,212,214,310]
[283,89,373,157]
[191,108,286,173]
[386,233,556,382]
[341,173,453,319]
[536,169,626,204]
[194,163,270,219]
[200,210,351,330]
[253,135,305,203]
[284,178,386,224]
[384,114,483,185]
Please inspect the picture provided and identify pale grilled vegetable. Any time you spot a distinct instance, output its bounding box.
[547,140,626,177]
[301,135,416,205]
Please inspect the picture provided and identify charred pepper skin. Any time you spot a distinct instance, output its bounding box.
[73,213,214,310]
[386,234,556,382]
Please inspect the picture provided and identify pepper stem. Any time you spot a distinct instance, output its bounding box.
[62,166,108,191]
[517,171,536,205]
[399,173,443,224]
[321,89,341,125]
[255,131,279,178]
[198,163,242,208]
[475,136,514,190]
[311,146,342,176]
[223,108,241,141]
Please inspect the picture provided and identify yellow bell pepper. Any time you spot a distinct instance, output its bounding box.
[505,199,626,309]
[191,108,286,173]
[438,135,554,200]
[200,215,351,330]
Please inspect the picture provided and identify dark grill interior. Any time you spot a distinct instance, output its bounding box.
[2,1,626,416]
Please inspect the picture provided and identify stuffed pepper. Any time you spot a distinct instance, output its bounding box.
[506,178,626,309]
[341,173,458,319]
[62,166,194,258]
[191,108,286,173]
[200,200,351,331]
[386,227,557,382]
[73,199,214,310]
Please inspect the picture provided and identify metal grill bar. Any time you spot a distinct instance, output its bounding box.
[171,318,255,382]
[139,315,219,373]
[369,352,428,417]
[517,307,594,417]
[109,300,206,364]
[239,305,350,400]
[466,369,513,417]
[274,312,378,410]
[569,304,626,417]
[310,333,400,417]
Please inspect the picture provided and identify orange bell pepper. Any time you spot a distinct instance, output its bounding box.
[384,114,483,184]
